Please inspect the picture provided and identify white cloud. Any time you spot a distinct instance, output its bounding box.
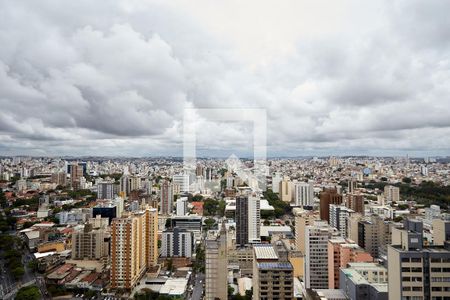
[0,0,449,156]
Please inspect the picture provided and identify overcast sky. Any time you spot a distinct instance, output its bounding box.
[1,0,450,157]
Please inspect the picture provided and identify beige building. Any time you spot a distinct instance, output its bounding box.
[294,209,319,253]
[205,223,228,300]
[110,207,158,290]
[346,213,362,243]
[384,185,399,203]
[71,224,108,260]
[88,215,109,229]
[388,219,450,300]
[358,215,394,259]
[305,221,339,289]
[279,177,293,203]
[433,219,450,246]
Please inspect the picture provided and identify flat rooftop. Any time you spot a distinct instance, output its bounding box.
[257,262,293,270]
[254,244,278,260]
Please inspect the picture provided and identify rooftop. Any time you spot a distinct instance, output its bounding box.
[159,278,188,296]
[254,244,278,260]
[257,262,293,270]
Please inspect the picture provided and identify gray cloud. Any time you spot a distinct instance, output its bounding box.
[0,0,449,156]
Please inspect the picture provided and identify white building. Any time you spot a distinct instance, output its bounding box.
[305,221,339,289]
[425,205,441,226]
[98,181,115,200]
[329,204,354,237]
[172,174,190,193]
[294,181,314,207]
[248,196,261,244]
[176,197,188,216]
[272,172,282,193]
[161,228,194,258]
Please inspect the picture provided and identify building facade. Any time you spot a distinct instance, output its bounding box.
[205,223,228,300]
[161,227,194,258]
[110,208,158,290]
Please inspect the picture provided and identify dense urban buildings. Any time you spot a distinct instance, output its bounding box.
[0,155,450,299]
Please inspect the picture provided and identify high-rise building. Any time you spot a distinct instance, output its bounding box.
[347,179,358,194]
[205,223,228,300]
[346,213,363,243]
[357,215,394,259]
[329,204,354,237]
[51,172,67,187]
[294,181,314,207]
[327,238,373,289]
[196,165,204,177]
[253,244,294,300]
[119,174,141,196]
[176,197,188,216]
[320,188,343,222]
[294,209,320,253]
[236,195,261,246]
[304,220,339,289]
[110,208,158,290]
[347,193,364,215]
[160,180,173,215]
[161,227,194,258]
[16,178,27,192]
[272,172,282,193]
[388,219,450,300]
[424,205,441,227]
[71,224,109,260]
[98,181,115,200]
[279,177,293,202]
[88,215,109,229]
[92,204,117,225]
[433,219,450,246]
[70,164,83,190]
[172,174,190,193]
[383,185,399,203]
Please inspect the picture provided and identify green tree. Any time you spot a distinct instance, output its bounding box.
[263,189,290,218]
[165,218,172,229]
[22,221,36,229]
[191,194,203,202]
[0,188,7,208]
[217,200,226,217]
[12,266,25,280]
[203,198,219,216]
[15,285,41,300]
[402,177,412,184]
[204,218,216,230]
[28,260,38,272]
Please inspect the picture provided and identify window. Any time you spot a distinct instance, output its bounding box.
[431,268,442,272]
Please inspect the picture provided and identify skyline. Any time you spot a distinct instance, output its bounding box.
[1,0,450,156]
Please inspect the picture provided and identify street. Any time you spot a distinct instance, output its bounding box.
[190,272,205,300]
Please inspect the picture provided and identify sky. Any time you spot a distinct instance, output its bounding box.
[1,0,450,157]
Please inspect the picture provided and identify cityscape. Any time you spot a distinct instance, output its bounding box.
[1,1,450,300]
[0,156,449,299]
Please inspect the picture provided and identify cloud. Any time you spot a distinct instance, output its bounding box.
[0,0,449,156]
